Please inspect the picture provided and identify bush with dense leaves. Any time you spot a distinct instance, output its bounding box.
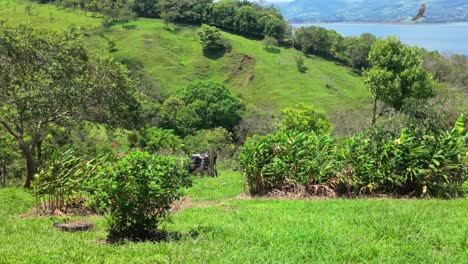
[138,127,183,155]
[198,24,228,52]
[340,115,467,198]
[89,150,191,240]
[239,130,339,195]
[240,115,466,198]
[280,104,333,135]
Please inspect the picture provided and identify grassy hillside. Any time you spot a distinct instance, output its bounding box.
[1,172,467,263]
[0,0,370,113]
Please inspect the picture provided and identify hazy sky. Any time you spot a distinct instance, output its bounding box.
[214,0,294,2]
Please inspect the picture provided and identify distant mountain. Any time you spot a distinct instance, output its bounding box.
[270,0,468,23]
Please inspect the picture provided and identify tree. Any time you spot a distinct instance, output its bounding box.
[234,5,262,36]
[132,0,162,18]
[181,81,244,132]
[294,26,331,57]
[101,0,136,27]
[161,0,210,25]
[197,24,226,51]
[342,36,371,69]
[159,96,200,136]
[364,37,435,125]
[279,104,333,135]
[0,24,140,188]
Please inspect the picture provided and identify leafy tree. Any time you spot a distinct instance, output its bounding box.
[197,24,226,51]
[0,24,140,188]
[234,5,262,36]
[160,96,200,136]
[342,36,372,69]
[364,37,435,124]
[181,80,244,132]
[138,127,183,154]
[161,0,210,25]
[294,26,331,57]
[279,104,333,135]
[101,0,136,27]
[133,0,161,18]
[209,1,237,31]
[262,16,287,39]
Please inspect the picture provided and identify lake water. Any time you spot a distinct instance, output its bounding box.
[293,23,468,55]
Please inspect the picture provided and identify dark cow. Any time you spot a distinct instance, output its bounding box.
[188,151,218,177]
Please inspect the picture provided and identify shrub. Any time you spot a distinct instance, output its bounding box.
[341,115,467,198]
[239,130,339,195]
[138,127,183,155]
[89,150,191,240]
[280,104,333,135]
[198,24,227,52]
[295,55,308,73]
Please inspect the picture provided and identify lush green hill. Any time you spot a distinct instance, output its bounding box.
[0,0,370,113]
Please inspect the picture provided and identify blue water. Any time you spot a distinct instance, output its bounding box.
[293,23,468,55]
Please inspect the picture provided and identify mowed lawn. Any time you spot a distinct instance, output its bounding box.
[1,171,467,263]
[0,1,370,113]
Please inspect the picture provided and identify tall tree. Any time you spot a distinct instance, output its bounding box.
[0,24,140,188]
[364,37,435,124]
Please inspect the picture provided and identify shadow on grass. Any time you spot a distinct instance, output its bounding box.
[123,24,138,30]
[349,69,363,77]
[105,226,220,244]
[264,46,281,54]
[203,49,226,60]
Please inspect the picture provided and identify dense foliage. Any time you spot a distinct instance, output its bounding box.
[88,149,191,240]
[280,104,333,135]
[154,81,244,137]
[239,131,338,195]
[240,115,467,198]
[197,24,228,52]
[32,149,87,211]
[293,26,376,70]
[0,23,140,188]
[341,119,467,198]
[48,0,289,39]
[365,37,435,124]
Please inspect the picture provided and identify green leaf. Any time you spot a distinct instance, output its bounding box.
[451,114,464,135]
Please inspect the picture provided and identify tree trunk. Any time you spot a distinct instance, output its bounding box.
[36,140,43,168]
[371,97,378,125]
[0,161,6,187]
[22,147,37,189]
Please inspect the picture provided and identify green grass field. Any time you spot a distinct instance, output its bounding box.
[1,171,467,263]
[0,0,370,113]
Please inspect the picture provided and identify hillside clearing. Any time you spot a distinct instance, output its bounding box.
[0,1,370,113]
